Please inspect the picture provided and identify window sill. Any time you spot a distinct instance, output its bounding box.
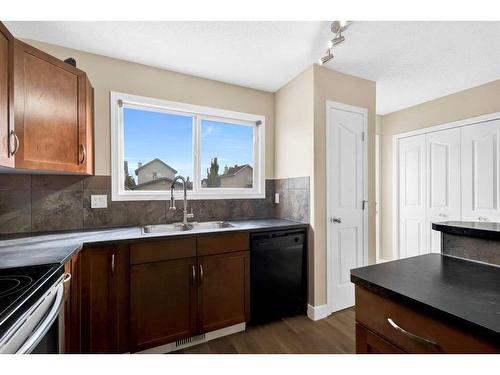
[111,191,266,201]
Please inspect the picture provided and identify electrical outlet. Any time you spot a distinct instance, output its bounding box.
[275,193,280,204]
[91,194,108,209]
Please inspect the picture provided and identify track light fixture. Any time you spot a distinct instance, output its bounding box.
[318,49,334,65]
[318,21,352,66]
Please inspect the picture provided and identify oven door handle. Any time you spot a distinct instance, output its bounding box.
[16,281,65,354]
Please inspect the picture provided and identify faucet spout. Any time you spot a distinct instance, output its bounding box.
[170,175,194,227]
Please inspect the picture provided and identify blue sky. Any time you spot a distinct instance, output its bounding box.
[124,108,253,183]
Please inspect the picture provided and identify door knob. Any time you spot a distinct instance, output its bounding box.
[478,216,488,222]
[330,217,342,224]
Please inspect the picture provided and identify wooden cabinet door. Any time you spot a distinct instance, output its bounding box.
[197,251,250,333]
[64,251,81,354]
[80,245,129,353]
[13,40,93,174]
[0,22,13,167]
[130,257,197,352]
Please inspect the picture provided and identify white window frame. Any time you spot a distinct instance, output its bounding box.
[110,91,265,201]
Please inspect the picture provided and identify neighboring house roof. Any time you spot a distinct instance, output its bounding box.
[132,176,192,190]
[135,158,177,175]
[220,164,252,179]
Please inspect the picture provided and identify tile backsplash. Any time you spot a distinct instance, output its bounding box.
[442,233,500,266]
[0,174,309,234]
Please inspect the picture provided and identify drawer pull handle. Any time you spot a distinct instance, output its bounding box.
[199,264,204,286]
[387,318,440,348]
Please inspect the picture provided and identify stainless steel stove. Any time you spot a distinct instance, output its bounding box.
[0,264,69,354]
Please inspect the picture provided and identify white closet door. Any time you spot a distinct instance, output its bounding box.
[426,128,461,253]
[461,121,500,222]
[399,135,426,258]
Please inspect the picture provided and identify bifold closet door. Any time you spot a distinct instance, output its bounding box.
[461,121,500,222]
[426,128,461,253]
[398,134,426,258]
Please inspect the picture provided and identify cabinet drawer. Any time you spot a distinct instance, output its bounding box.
[197,233,249,256]
[356,323,404,354]
[355,286,499,353]
[130,238,196,265]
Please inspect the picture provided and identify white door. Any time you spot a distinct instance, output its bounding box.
[461,120,500,222]
[398,135,426,258]
[327,103,366,313]
[426,128,461,253]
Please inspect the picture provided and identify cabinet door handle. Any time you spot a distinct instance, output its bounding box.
[199,264,204,286]
[111,253,115,276]
[9,130,19,156]
[387,318,440,349]
[79,144,87,165]
[191,265,196,286]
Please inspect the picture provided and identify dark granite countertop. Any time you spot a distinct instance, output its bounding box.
[0,219,307,269]
[432,221,500,240]
[351,254,500,343]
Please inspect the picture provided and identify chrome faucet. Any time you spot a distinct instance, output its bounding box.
[169,175,194,229]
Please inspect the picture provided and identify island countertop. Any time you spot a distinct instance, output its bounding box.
[351,253,500,344]
[0,218,307,269]
[432,221,500,240]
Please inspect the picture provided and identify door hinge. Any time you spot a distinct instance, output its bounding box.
[361,132,365,141]
[362,200,368,210]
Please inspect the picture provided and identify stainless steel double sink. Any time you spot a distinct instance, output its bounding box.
[142,221,233,234]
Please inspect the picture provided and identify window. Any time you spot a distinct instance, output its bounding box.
[111,92,265,201]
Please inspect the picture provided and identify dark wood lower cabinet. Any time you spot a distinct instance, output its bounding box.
[80,244,129,353]
[356,323,404,354]
[198,251,250,333]
[63,251,81,354]
[65,234,251,353]
[130,257,197,352]
[355,286,500,353]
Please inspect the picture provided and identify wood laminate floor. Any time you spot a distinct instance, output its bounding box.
[174,308,355,354]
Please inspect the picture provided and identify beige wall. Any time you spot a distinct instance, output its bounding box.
[274,65,376,306]
[25,39,275,178]
[380,79,500,260]
[274,66,314,179]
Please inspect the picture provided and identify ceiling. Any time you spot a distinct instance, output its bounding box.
[6,21,500,114]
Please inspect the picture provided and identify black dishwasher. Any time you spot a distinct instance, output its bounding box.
[250,229,307,323]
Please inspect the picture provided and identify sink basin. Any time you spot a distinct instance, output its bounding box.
[192,221,234,229]
[142,223,193,234]
[142,221,233,234]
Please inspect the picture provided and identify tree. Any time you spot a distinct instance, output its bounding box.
[124,160,136,190]
[206,157,220,187]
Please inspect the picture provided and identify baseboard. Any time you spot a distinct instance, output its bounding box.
[135,323,246,354]
[307,304,330,321]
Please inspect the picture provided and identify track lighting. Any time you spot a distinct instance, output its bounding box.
[328,35,345,49]
[318,21,352,66]
[318,49,334,66]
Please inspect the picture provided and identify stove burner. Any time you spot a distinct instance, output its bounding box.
[0,275,33,298]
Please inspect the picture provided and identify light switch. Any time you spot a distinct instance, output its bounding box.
[91,194,108,208]
[275,193,280,204]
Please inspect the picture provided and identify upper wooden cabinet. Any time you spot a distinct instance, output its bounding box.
[0,22,13,168]
[12,40,94,174]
